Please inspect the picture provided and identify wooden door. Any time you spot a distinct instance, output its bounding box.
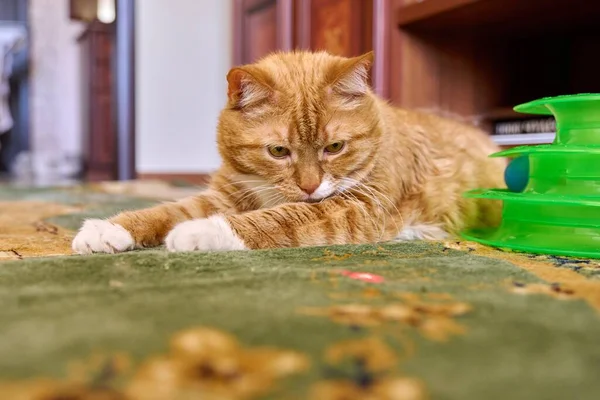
[296,0,384,95]
[78,22,117,181]
[233,0,390,97]
[297,0,373,57]
[234,0,374,62]
[233,0,293,65]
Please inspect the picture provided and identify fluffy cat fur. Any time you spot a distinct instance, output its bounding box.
[72,51,505,254]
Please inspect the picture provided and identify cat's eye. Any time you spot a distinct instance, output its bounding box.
[268,145,290,158]
[324,141,345,154]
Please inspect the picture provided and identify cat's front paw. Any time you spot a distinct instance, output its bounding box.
[72,219,135,255]
[165,216,247,252]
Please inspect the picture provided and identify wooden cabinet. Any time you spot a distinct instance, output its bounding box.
[391,0,600,145]
[233,0,375,63]
[233,0,387,94]
[299,0,373,58]
[78,21,117,181]
[234,0,289,65]
[234,0,600,146]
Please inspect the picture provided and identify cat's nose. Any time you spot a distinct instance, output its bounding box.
[300,182,319,195]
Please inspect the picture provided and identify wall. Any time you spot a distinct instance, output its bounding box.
[28,0,84,180]
[135,0,232,174]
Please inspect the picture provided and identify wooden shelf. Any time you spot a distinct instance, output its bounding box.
[396,0,478,27]
[389,0,600,149]
[480,107,541,122]
[396,0,600,35]
[492,133,555,146]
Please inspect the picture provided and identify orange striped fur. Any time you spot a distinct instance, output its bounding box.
[72,51,504,254]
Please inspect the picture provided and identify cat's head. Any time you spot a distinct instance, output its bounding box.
[217,51,382,203]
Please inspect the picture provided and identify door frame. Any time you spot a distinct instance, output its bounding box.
[115,0,136,180]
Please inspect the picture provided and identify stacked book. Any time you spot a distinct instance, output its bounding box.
[489,113,556,146]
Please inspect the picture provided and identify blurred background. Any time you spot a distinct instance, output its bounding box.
[1,0,600,186]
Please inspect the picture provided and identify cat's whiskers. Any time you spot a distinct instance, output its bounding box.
[251,186,287,208]
[216,179,268,192]
[354,182,401,239]
[347,185,387,241]
[261,192,287,209]
[340,177,400,241]
[339,190,378,240]
[258,188,284,206]
[359,181,405,230]
[234,186,271,205]
[232,185,273,209]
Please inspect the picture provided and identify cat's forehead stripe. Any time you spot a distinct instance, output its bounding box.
[290,95,320,143]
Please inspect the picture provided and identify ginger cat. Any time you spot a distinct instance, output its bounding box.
[72,51,504,254]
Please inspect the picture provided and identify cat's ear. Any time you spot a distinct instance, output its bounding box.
[226,66,274,109]
[328,51,374,98]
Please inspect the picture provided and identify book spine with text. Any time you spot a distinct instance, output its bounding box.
[493,118,556,135]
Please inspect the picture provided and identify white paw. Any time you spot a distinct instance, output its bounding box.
[72,219,135,255]
[165,216,247,252]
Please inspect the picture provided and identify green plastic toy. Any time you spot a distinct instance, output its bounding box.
[462,93,600,258]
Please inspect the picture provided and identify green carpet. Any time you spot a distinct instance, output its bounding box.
[1,183,599,399]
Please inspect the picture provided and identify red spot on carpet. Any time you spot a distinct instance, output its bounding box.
[340,270,385,283]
